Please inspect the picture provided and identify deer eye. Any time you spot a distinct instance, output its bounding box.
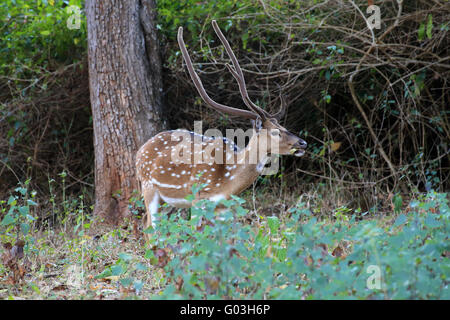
[271,129,280,137]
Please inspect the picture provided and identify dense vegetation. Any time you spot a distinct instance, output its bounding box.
[1,184,449,299]
[0,0,449,299]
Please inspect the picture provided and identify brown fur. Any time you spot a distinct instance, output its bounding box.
[136,119,306,234]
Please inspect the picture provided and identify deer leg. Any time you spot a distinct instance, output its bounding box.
[214,206,228,221]
[143,186,160,239]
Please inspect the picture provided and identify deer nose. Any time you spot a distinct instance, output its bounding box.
[295,139,307,149]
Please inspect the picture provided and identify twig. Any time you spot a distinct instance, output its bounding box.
[347,0,398,180]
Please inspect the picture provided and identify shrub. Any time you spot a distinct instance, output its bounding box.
[157,0,450,201]
[0,0,91,199]
[102,190,449,299]
[0,0,86,83]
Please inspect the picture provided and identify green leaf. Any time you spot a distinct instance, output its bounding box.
[32,284,41,295]
[27,199,38,206]
[144,249,154,259]
[7,196,17,206]
[40,30,51,36]
[143,226,154,234]
[21,223,30,235]
[136,263,148,271]
[230,195,245,204]
[393,194,403,213]
[95,268,112,279]
[1,213,15,226]
[319,146,326,157]
[424,215,440,228]
[118,253,133,261]
[393,214,407,227]
[133,280,144,291]
[241,32,249,49]
[267,216,280,234]
[426,14,433,39]
[111,265,124,276]
[235,206,248,217]
[15,187,27,196]
[18,206,30,217]
[120,277,133,287]
[418,23,425,41]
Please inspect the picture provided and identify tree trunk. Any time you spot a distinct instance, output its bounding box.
[86,0,164,223]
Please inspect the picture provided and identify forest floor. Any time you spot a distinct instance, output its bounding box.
[0,186,398,299]
[0,185,447,299]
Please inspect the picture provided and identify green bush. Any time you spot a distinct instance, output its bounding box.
[157,0,450,198]
[0,0,86,82]
[0,1,90,198]
[0,179,38,258]
[102,190,449,299]
[2,0,448,205]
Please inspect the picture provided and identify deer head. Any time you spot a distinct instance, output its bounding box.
[178,20,307,160]
[136,21,307,234]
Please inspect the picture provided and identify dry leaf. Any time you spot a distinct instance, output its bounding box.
[205,276,220,294]
[103,276,119,282]
[196,216,215,232]
[317,243,329,256]
[228,248,241,258]
[330,142,342,152]
[332,245,344,257]
[2,241,26,284]
[133,220,139,238]
[175,276,184,292]
[265,245,273,258]
[152,247,170,268]
[52,284,68,291]
[304,256,313,267]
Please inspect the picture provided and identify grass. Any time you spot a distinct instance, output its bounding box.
[0,178,448,299]
[1,223,149,299]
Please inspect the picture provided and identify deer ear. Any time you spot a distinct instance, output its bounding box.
[251,118,262,132]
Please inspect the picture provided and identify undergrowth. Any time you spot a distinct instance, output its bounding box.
[0,0,448,300]
[1,0,449,205]
[112,189,449,299]
[0,182,448,299]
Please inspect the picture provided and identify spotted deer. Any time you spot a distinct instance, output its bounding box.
[136,20,307,233]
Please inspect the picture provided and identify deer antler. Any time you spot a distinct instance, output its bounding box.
[271,87,287,120]
[178,21,285,122]
[177,26,258,120]
[211,20,271,121]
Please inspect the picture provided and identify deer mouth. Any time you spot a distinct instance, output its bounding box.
[290,148,306,157]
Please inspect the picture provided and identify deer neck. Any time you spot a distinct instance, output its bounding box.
[227,132,270,195]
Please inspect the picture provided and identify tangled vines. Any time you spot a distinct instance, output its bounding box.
[0,0,448,212]
[161,0,449,208]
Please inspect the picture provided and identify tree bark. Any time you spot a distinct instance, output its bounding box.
[86,0,164,223]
